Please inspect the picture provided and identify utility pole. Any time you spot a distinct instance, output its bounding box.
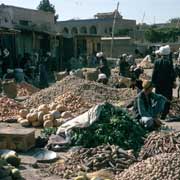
[141,12,145,29]
[111,2,119,58]
[153,16,156,25]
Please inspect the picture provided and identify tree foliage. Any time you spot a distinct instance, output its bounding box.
[144,27,180,43]
[114,28,131,36]
[37,0,58,21]
[37,0,55,13]
[169,18,180,24]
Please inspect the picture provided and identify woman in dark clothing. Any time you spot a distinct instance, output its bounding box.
[152,45,176,119]
[39,58,49,89]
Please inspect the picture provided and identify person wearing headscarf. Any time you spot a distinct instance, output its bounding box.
[134,80,167,130]
[152,45,176,119]
[2,48,10,76]
[39,58,49,89]
[97,73,108,85]
[118,54,129,77]
[97,52,111,79]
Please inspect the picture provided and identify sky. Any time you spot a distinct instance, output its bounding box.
[1,0,180,24]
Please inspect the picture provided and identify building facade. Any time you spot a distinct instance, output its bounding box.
[0,4,57,56]
[56,11,136,37]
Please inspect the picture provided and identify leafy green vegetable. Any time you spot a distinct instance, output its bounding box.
[71,103,147,152]
[41,127,57,138]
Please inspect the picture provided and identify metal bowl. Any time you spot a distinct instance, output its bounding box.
[0,149,16,156]
[32,149,58,163]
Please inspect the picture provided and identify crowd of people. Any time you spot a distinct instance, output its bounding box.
[0,51,57,89]
[1,44,180,131]
[95,45,179,131]
[133,45,178,130]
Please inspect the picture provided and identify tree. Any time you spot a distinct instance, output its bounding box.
[144,27,180,43]
[169,18,180,24]
[37,0,58,22]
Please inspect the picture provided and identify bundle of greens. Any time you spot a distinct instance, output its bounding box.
[71,103,147,152]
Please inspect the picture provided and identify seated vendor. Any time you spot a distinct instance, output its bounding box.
[134,80,167,130]
[97,73,108,85]
[3,69,15,80]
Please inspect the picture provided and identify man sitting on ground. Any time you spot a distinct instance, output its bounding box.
[134,80,167,130]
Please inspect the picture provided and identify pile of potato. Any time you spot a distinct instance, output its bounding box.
[0,97,23,122]
[115,153,180,180]
[55,92,92,114]
[18,103,73,128]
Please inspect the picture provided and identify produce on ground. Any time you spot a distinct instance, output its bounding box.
[0,152,22,180]
[169,98,180,117]
[74,170,113,180]
[0,97,24,122]
[115,153,180,180]
[139,131,180,160]
[71,103,147,152]
[23,76,136,109]
[55,92,92,115]
[18,102,72,128]
[17,82,39,96]
[139,73,151,80]
[48,145,136,179]
[138,57,154,69]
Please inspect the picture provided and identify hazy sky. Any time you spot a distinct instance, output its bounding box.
[1,0,180,24]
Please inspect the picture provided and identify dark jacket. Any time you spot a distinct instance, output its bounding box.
[98,65,111,78]
[134,91,167,120]
[152,57,176,89]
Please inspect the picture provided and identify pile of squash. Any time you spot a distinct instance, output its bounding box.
[18,103,73,128]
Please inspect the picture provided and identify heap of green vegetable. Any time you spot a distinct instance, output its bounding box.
[71,103,147,152]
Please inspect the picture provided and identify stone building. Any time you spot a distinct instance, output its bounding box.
[56,11,136,58]
[0,4,57,57]
[56,11,136,37]
[101,37,136,57]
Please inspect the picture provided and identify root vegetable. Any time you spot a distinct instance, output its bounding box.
[56,105,67,112]
[43,114,54,122]
[61,111,72,118]
[38,104,49,114]
[50,110,61,119]
[38,111,44,122]
[20,119,30,127]
[17,117,23,123]
[19,109,28,118]
[43,120,54,128]
[26,113,38,123]
[32,121,42,127]
[53,119,63,127]
[49,103,57,111]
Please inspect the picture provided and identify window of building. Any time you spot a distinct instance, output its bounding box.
[19,20,29,26]
[71,27,78,35]
[80,27,87,34]
[90,26,97,34]
[63,27,69,34]
[4,17,8,23]
[109,27,112,34]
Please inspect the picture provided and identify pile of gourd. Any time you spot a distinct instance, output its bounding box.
[0,152,22,180]
[18,103,73,128]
